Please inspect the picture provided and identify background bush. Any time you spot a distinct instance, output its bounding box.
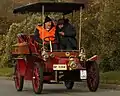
[0,0,120,72]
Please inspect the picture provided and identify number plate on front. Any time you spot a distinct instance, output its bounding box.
[53,64,67,70]
[80,70,87,79]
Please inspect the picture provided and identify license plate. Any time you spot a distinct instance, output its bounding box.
[80,70,87,79]
[53,64,67,70]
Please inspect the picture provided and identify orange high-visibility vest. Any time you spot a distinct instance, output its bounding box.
[36,25,56,42]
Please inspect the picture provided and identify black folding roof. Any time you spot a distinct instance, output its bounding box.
[13,1,87,14]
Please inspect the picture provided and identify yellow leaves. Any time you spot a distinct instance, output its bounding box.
[0,14,41,67]
[12,0,39,4]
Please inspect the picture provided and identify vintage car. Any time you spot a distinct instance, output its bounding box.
[11,1,99,94]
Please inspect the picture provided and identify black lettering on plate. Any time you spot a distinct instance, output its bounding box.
[54,66,57,68]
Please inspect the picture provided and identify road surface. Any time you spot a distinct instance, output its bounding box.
[0,79,120,96]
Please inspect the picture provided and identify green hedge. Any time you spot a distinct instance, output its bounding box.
[0,0,120,72]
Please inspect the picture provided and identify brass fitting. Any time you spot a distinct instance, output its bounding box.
[68,57,77,70]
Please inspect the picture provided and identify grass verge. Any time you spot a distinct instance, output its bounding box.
[0,67,13,77]
[0,68,120,85]
[100,71,120,84]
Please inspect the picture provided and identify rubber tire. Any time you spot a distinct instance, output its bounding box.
[64,81,74,90]
[14,65,24,91]
[86,61,99,92]
[32,62,43,94]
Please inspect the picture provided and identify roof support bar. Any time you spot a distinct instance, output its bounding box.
[72,10,75,24]
[79,7,82,52]
[42,5,45,50]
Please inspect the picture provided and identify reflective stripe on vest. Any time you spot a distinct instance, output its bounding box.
[36,26,56,41]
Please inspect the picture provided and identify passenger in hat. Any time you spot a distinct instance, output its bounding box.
[55,18,77,50]
[34,16,57,50]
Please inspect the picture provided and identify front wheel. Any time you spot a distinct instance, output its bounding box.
[32,62,43,94]
[86,61,99,92]
[64,81,74,90]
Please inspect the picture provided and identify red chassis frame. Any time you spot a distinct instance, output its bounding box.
[11,33,99,93]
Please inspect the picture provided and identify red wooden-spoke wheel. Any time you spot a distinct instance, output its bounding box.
[86,61,99,92]
[32,63,43,94]
[14,64,24,91]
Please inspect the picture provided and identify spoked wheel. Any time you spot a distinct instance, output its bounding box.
[64,81,74,90]
[86,61,99,92]
[14,64,24,91]
[32,62,43,94]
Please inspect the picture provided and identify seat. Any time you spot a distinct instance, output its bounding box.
[17,33,28,43]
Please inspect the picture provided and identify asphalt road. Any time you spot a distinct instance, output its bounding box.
[0,79,120,96]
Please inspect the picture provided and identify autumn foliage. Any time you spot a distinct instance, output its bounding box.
[0,0,120,72]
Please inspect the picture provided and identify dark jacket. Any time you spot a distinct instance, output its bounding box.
[55,23,77,50]
[34,24,42,43]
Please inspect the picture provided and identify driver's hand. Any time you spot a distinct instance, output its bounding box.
[59,32,64,36]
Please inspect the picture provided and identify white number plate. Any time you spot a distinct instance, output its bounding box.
[53,64,67,70]
[80,70,87,79]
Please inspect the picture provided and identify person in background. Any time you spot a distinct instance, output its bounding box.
[55,19,77,50]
